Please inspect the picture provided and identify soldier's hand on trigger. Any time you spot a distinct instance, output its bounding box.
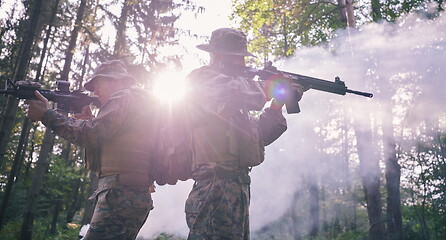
[73,105,94,120]
[269,82,307,110]
[290,83,309,103]
[24,90,50,121]
[264,61,277,72]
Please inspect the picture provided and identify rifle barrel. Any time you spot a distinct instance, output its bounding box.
[345,89,373,98]
[281,71,373,98]
[225,63,374,99]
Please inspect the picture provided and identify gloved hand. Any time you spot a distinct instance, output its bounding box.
[73,105,95,120]
[24,90,50,121]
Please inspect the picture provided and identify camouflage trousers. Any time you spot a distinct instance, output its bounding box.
[83,176,153,240]
[185,173,251,240]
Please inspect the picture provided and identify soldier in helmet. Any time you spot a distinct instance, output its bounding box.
[25,60,156,240]
[184,28,306,239]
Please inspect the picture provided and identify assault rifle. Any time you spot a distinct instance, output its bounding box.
[222,62,373,114]
[0,79,101,113]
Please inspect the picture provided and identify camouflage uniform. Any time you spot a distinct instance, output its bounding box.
[42,86,157,240]
[185,65,287,240]
[84,176,153,239]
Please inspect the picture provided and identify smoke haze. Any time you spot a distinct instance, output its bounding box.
[138,9,446,239]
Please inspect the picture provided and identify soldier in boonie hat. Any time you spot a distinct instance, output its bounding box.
[183,28,301,240]
[196,28,254,57]
[84,60,136,91]
[25,58,158,239]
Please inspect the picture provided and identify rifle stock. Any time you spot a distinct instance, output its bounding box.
[1,79,101,113]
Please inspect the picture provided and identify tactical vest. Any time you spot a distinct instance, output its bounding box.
[191,109,264,171]
[99,126,155,186]
[187,66,266,172]
[86,89,156,186]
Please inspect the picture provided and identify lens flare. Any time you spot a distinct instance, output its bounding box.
[263,75,291,104]
[153,72,187,102]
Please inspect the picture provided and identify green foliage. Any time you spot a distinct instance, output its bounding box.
[399,132,446,240]
[231,0,346,62]
[0,150,86,237]
[0,219,22,240]
[251,212,297,239]
[43,154,83,197]
[0,218,80,240]
[332,231,367,240]
[380,0,444,21]
[231,0,444,63]
[1,107,28,169]
[251,183,370,239]
[75,0,200,84]
[401,204,446,240]
[0,182,28,222]
[151,232,186,240]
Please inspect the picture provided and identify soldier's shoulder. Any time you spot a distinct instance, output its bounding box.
[188,66,222,80]
[110,87,149,99]
[107,87,154,107]
[128,87,154,100]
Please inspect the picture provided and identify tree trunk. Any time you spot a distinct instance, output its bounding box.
[342,116,357,231]
[384,143,403,240]
[6,0,61,233]
[0,118,31,229]
[24,125,38,179]
[12,0,60,182]
[77,44,90,89]
[20,129,55,240]
[55,0,88,226]
[345,0,356,28]
[382,108,403,239]
[0,0,45,165]
[343,4,384,237]
[355,129,386,240]
[370,0,383,22]
[60,0,87,80]
[291,188,303,240]
[337,0,347,22]
[35,0,60,83]
[308,181,320,237]
[342,117,352,192]
[415,148,431,240]
[61,142,72,164]
[282,12,288,56]
[50,199,62,234]
[66,174,82,223]
[13,120,33,183]
[113,0,131,59]
[0,0,54,230]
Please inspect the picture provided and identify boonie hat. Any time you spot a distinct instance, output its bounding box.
[196,28,254,57]
[84,60,136,91]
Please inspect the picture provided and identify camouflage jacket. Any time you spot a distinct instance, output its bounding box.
[187,66,287,173]
[42,87,157,185]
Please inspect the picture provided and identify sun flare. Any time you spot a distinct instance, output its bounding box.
[152,71,188,102]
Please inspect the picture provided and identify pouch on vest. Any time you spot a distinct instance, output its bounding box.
[154,106,193,185]
[233,112,265,167]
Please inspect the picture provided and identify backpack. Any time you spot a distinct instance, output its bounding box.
[153,104,194,185]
